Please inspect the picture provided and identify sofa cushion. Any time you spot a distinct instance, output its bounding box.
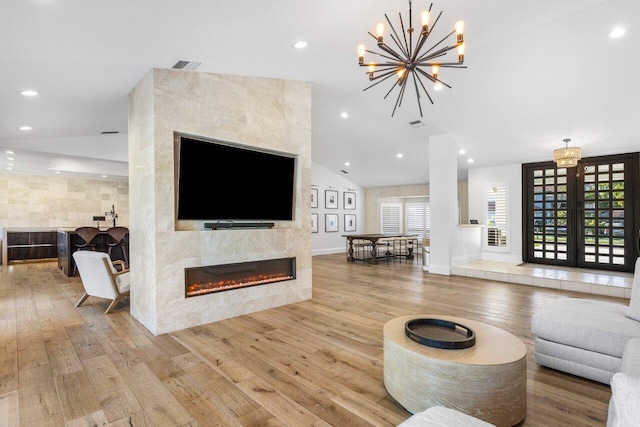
[532,297,640,358]
[397,406,494,427]
[627,257,640,322]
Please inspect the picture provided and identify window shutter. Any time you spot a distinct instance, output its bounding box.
[406,202,430,239]
[487,185,508,247]
[380,203,402,234]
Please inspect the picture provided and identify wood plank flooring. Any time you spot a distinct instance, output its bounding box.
[0,254,624,426]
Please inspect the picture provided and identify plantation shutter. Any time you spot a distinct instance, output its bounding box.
[406,202,430,239]
[380,203,402,234]
[487,185,508,247]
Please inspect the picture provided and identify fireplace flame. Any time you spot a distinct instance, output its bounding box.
[186,272,294,297]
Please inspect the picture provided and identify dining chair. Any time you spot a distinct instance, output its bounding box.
[73,226,101,276]
[106,226,129,266]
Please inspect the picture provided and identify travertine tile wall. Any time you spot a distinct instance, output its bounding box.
[129,69,312,335]
[0,171,129,230]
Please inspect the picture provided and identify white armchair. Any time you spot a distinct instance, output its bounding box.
[73,251,130,314]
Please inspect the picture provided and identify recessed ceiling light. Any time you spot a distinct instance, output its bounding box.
[434,82,444,91]
[19,126,32,131]
[7,157,14,161]
[341,112,348,119]
[20,90,39,97]
[397,153,404,158]
[345,162,350,166]
[610,26,626,38]
[7,163,14,166]
[467,158,474,163]
[458,149,466,155]
[5,150,14,154]
[6,167,12,170]
[101,175,107,178]
[54,171,61,174]
[292,40,308,49]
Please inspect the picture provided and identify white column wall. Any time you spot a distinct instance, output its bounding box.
[428,134,458,275]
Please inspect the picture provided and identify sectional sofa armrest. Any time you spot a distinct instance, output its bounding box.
[621,337,640,377]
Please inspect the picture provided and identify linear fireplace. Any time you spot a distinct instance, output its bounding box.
[185,257,296,298]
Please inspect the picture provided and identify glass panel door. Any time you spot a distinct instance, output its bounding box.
[523,153,638,272]
[577,157,635,271]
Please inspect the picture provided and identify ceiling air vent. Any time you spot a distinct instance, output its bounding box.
[341,170,349,174]
[171,60,202,71]
[409,120,425,128]
[101,131,120,135]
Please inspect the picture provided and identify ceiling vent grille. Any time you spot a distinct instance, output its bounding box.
[340,170,349,174]
[171,60,202,71]
[409,120,425,128]
[101,131,120,134]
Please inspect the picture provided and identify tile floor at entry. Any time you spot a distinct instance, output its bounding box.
[452,260,633,299]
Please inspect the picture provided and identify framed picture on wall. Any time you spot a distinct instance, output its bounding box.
[325,214,338,232]
[325,190,338,209]
[344,191,356,210]
[344,214,356,232]
[311,213,318,233]
[311,188,318,208]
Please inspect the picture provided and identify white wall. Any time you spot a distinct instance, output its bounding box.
[468,164,523,264]
[311,162,364,256]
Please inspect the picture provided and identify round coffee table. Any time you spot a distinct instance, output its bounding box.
[384,315,527,427]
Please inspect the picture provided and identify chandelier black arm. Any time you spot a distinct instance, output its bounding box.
[412,31,429,63]
[363,71,398,92]
[386,13,410,58]
[415,67,452,89]
[416,52,448,64]
[365,67,400,83]
[365,49,404,63]
[392,76,410,117]
[383,77,401,100]
[395,12,411,58]
[414,71,435,105]
[411,72,424,117]
[377,42,406,62]
[419,44,458,62]
[389,32,410,60]
[417,30,456,62]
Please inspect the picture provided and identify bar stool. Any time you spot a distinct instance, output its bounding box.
[73,226,100,276]
[106,226,129,267]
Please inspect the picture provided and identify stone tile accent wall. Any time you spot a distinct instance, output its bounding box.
[0,171,128,230]
[128,69,312,335]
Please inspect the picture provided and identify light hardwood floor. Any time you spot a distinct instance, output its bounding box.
[0,254,622,426]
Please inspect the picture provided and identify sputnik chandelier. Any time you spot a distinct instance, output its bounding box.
[357,0,467,117]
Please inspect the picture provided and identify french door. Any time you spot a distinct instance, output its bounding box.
[523,153,639,272]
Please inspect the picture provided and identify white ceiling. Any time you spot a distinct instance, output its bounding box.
[1,0,638,187]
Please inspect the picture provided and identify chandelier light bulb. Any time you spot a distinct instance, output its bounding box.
[376,23,385,43]
[358,44,366,64]
[434,82,443,91]
[397,68,406,84]
[457,42,465,62]
[432,65,439,79]
[421,11,430,32]
[455,21,465,43]
[368,62,376,79]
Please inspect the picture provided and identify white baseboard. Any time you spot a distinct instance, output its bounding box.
[312,247,346,256]
[426,264,451,276]
[452,252,482,266]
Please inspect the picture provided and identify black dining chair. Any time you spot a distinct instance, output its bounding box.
[72,226,100,276]
[106,226,129,267]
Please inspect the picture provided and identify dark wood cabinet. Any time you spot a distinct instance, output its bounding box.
[57,229,130,276]
[2,229,58,264]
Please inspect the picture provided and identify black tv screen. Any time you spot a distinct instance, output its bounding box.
[177,137,296,221]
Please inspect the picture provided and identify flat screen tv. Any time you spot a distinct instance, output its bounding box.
[176,136,296,221]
